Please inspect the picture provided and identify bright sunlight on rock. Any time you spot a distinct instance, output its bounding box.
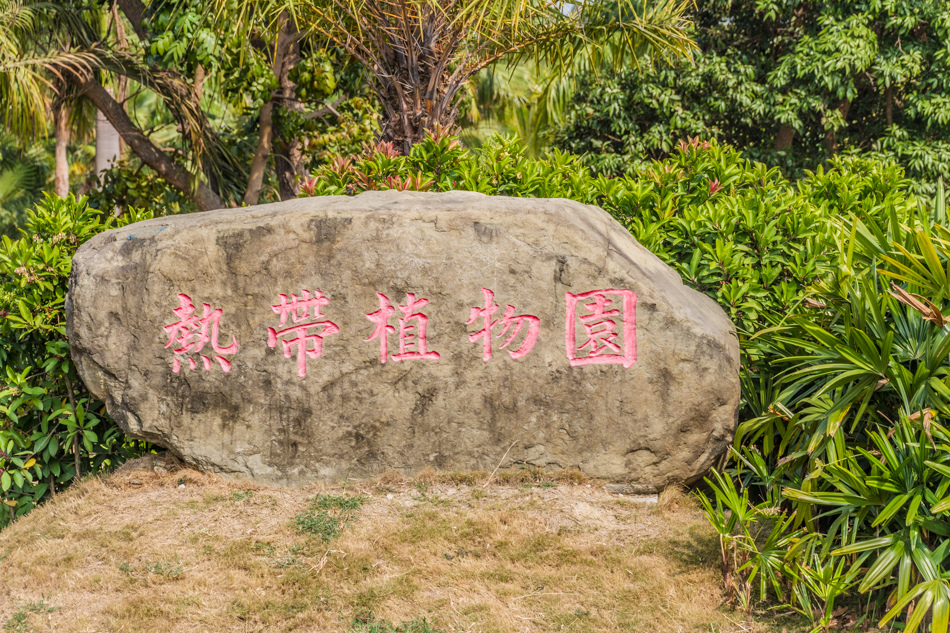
[66,190,739,490]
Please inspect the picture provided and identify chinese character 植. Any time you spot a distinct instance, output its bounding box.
[467,288,540,362]
[366,292,441,363]
[164,293,240,373]
[267,290,339,377]
[565,289,637,368]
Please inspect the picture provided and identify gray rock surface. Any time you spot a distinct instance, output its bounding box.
[66,190,740,490]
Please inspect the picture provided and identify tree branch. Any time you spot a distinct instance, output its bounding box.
[116,0,147,41]
[78,77,222,210]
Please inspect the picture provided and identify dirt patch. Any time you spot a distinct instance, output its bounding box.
[0,465,788,632]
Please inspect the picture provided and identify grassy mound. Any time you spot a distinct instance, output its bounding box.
[0,462,786,632]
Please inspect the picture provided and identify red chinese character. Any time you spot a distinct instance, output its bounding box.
[467,288,540,362]
[565,289,637,368]
[365,292,440,363]
[365,292,396,363]
[267,290,339,378]
[163,293,239,374]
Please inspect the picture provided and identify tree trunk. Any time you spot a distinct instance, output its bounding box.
[274,32,304,201]
[886,86,893,127]
[774,124,794,150]
[194,64,206,103]
[78,77,222,210]
[274,140,304,201]
[95,87,122,184]
[53,102,70,198]
[243,102,276,205]
[113,4,128,157]
[243,13,296,206]
[824,99,852,155]
[116,0,147,40]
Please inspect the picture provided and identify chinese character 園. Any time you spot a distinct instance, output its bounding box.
[564,289,637,368]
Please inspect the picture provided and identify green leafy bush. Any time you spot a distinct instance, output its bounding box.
[701,183,950,631]
[0,194,152,525]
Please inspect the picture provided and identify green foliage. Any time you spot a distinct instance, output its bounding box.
[293,493,367,542]
[348,613,446,633]
[0,194,152,527]
[0,137,51,236]
[699,180,950,631]
[554,0,950,193]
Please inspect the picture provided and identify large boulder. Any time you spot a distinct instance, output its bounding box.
[66,190,739,490]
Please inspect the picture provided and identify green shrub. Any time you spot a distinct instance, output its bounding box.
[701,183,950,631]
[0,194,152,526]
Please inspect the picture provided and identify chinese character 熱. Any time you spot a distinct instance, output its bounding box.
[163,293,240,373]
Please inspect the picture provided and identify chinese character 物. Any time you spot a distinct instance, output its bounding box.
[467,288,540,362]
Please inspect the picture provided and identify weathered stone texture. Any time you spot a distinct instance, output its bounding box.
[66,190,740,490]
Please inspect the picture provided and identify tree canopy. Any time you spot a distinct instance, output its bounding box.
[272,0,696,152]
[554,0,950,192]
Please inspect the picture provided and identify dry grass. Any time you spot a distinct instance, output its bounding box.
[0,462,798,633]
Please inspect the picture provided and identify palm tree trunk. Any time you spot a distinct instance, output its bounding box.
[95,87,121,184]
[53,102,70,198]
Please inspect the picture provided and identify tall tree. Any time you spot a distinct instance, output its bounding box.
[554,0,950,191]
[280,0,695,153]
[0,0,374,212]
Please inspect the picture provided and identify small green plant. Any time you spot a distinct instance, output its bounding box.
[293,493,366,542]
[144,559,185,578]
[3,600,55,632]
[347,612,447,633]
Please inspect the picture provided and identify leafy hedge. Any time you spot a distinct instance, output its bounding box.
[0,195,151,526]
